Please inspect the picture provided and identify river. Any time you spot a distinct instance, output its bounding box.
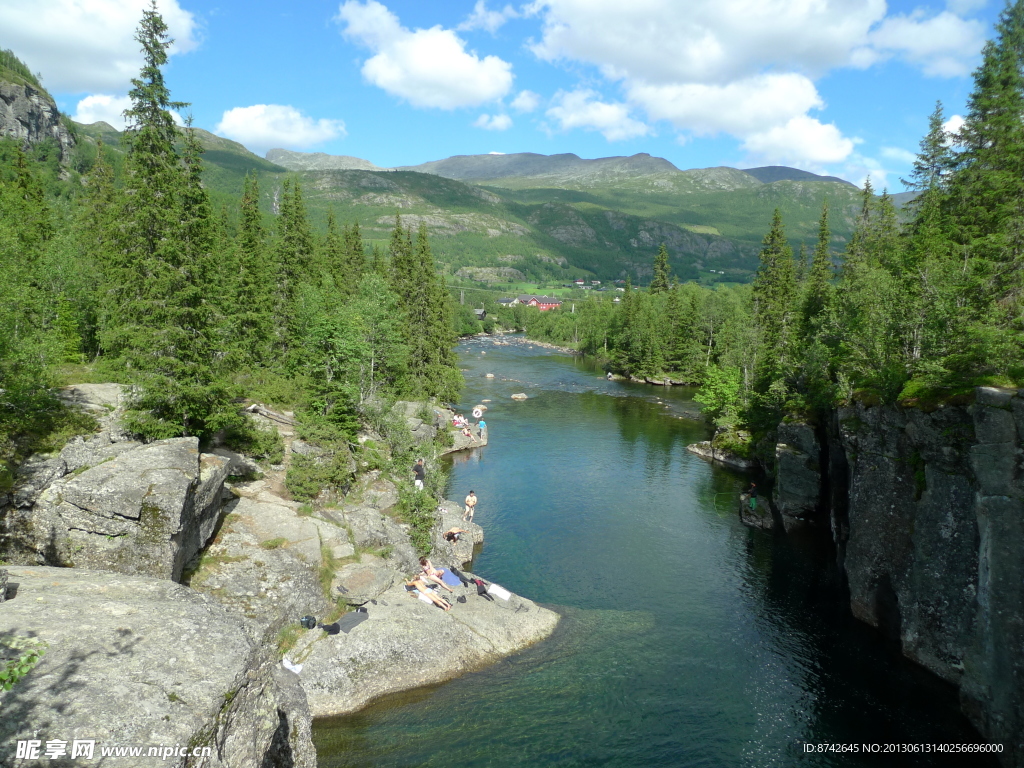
[313,336,993,767]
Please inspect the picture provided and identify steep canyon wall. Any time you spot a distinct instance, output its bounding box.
[771,387,1023,764]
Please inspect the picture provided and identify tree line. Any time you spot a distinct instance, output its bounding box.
[519,1,1024,456]
[0,4,461,481]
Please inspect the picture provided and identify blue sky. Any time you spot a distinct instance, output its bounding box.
[0,0,1004,189]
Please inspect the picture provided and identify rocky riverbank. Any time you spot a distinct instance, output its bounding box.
[0,385,556,766]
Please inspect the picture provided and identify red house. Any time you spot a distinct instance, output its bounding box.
[516,294,563,311]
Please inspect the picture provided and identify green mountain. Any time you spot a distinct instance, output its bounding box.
[265,149,864,284]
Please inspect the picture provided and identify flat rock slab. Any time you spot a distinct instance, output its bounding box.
[0,567,315,768]
[293,580,559,717]
[331,562,402,605]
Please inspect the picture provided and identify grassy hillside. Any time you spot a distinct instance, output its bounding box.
[63,119,858,284]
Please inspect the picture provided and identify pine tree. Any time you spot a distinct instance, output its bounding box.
[232,173,273,364]
[102,2,234,439]
[944,0,1024,372]
[751,209,797,415]
[649,243,670,293]
[803,199,834,336]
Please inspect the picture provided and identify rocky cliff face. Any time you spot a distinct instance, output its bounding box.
[770,387,1023,765]
[0,81,74,162]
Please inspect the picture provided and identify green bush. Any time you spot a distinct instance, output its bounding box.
[286,450,354,501]
[224,418,284,464]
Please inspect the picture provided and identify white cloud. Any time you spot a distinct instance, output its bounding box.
[474,113,513,130]
[880,146,918,164]
[457,1,519,33]
[742,116,855,167]
[71,94,133,129]
[511,90,541,113]
[337,0,513,109]
[546,89,649,141]
[869,11,985,77]
[0,0,199,93]
[628,73,822,137]
[523,1,986,166]
[215,105,346,153]
[943,113,965,136]
[72,93,184,129]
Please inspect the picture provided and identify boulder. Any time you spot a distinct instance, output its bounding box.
[511,393,528,400]
[441,424,488,454]
[1,438,231,583]
[0,566,315,768]
[293,579,560,717]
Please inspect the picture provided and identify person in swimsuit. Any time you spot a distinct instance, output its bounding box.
[407,576,452,610]
[463,491,477,521]
[419,557,454,592]
[443,527,468,543]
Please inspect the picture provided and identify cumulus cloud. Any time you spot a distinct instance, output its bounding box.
[0,0,198,93]
[72,93,184,129]
[337,0,513,109]
[523,0,986,166]
[71,94,133,129]
[943,113,965,136]
[869,11,986,77]
[628,73,822,137]
[511,90,541,113]
[742,116,855,167]
[546,89,649,141]
[215,105,346,153]
[474,113,513,130]
[457,1,520,33]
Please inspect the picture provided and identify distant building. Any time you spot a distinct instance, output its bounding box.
[573,278,585,285]
[515,294,563,310]
[497,297,515,306]
[591,280,601,285]
[474,308,487,320]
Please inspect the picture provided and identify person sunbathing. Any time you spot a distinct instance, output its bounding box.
[443,527,468,543]
[406,576,451,610]
[419,557,454,592]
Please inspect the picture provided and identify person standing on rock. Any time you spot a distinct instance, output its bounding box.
[413,458,426,491]
[464,490,477,522]
[477,418,487,436]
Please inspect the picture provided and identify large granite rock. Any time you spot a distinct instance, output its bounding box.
[835,388,1023,766]
[0,81,75,163]
[1,438,230,583]
[0,567,315,768]
[290,578,559,717]
[187,494,332,636]
[772,421,822,530]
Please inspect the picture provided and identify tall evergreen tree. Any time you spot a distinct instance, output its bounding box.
[102,2,234,439]
[751,209,798,416]
[649,244,671,293]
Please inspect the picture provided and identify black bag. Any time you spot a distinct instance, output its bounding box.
[299,615,317,630]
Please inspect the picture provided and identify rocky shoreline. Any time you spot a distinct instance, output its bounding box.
[0,385,558,767]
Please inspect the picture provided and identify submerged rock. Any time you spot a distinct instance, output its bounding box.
[685,441,757,471]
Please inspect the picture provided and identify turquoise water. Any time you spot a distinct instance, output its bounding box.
[314,337,992,767]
